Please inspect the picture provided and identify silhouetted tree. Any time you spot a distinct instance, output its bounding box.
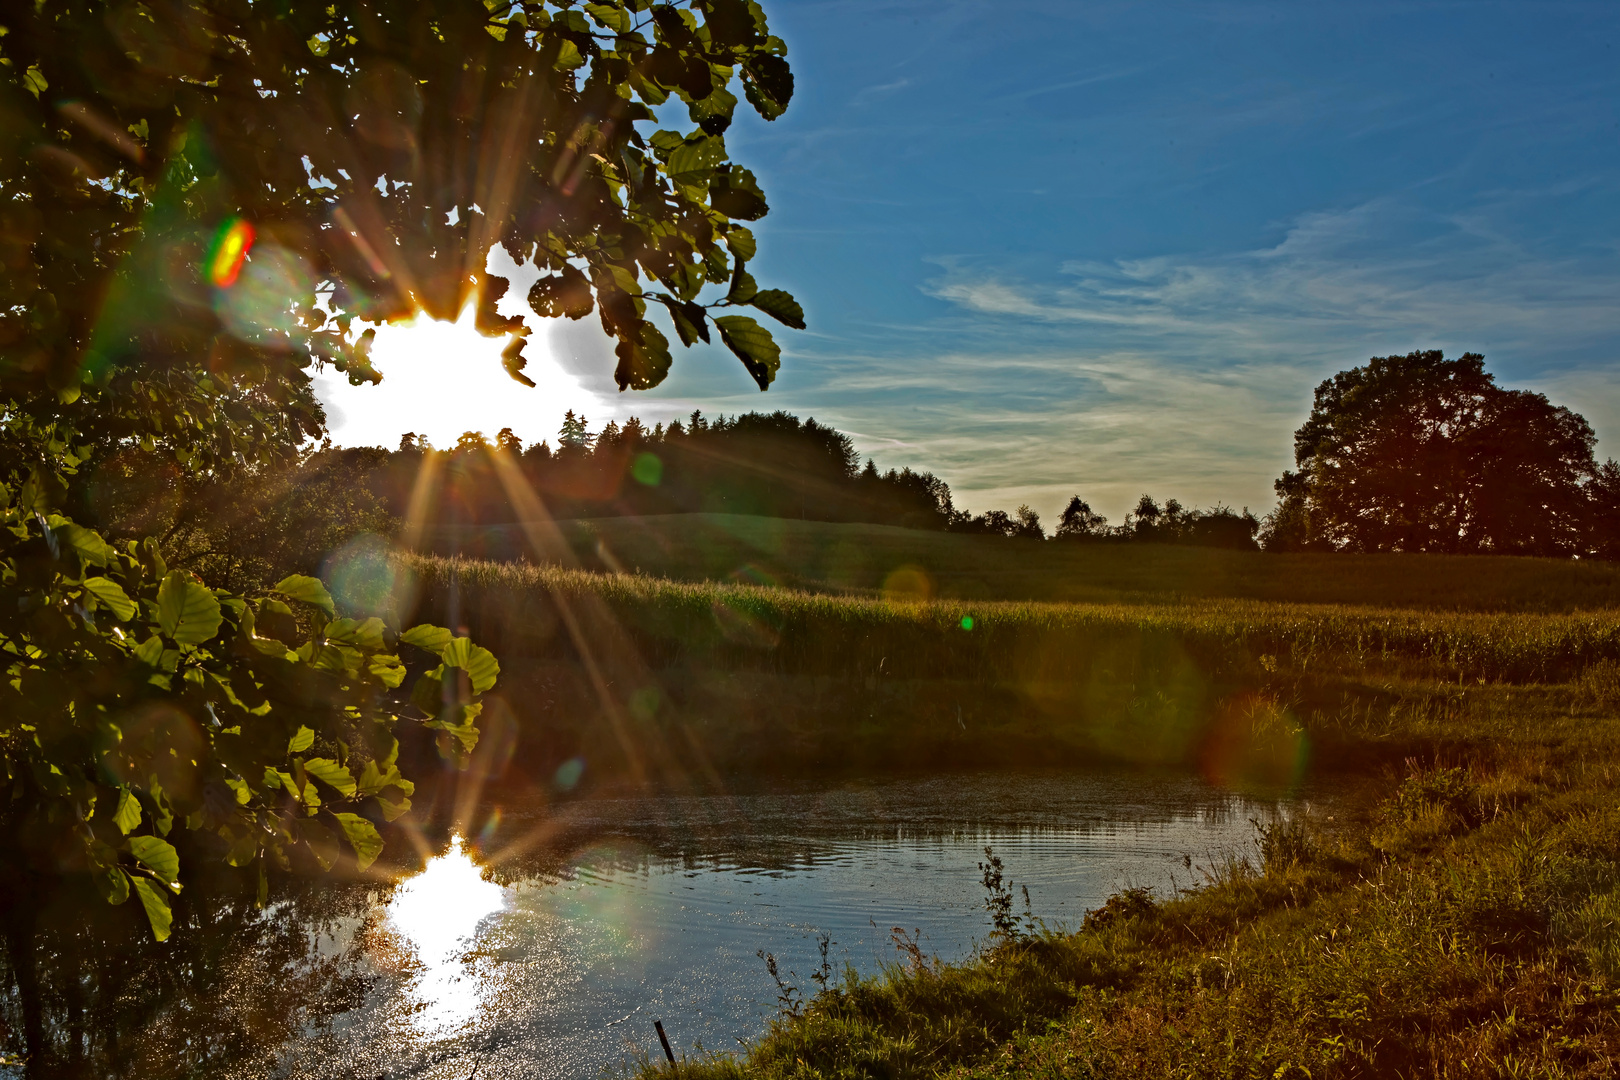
[1014,505,1045,540]
[1266,351,1605,556]
[557,411,594,454]
[1055,497,1108,540]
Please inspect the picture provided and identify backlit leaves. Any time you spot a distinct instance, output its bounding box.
[303,758,357,797]
[129,836,180,891]
[400,624,454,655]
[113,788,142,835]
[132,878,173,942]
[442,637,501,694]
[157,571,222,645]
[747,289,805,330]
[714,315,781,390]
[83,577,136,621]
[614,322,673,391]
[273,574,335,617]
[332,813,384,871]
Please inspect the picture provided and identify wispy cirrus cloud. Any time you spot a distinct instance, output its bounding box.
[927,196,1620,367]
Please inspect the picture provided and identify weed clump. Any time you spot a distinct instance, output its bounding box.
[1578,658,1620,710]
[1082,887,1157,932]
[1254,816,1315,875]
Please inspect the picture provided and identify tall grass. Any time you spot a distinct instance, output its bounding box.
[417,512,1620,612]
[406,555,1620,685]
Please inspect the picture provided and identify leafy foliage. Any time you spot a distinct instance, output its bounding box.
[1265,351,1615,555]
[0,0,810,944]
[1,0,801,404]
[0,505,495,939]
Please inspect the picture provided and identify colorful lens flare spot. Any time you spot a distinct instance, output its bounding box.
[631,452,663,486]
[553,757,585,791]
[207,218,255,287]
[961,615,974,631]
[477,808,502,849]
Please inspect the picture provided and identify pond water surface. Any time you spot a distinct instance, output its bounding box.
[243,772,1322,1080]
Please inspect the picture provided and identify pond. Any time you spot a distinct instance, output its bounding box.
[244,771,1322,1080]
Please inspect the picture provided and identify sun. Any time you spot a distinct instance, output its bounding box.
[311,305,595,452]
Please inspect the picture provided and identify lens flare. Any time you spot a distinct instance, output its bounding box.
[553,757,585,791]
[207,217,255,287]
[882,564,932,602]
[322,532,414,625]
[1200,691,1310,797]
[630,452,663,486]
[477,808,503,850]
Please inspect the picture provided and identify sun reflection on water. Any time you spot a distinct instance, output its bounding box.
[384,835,508,1035]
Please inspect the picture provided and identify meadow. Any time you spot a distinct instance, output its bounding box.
[415,512,1620,610]
[394,536,1620,1077]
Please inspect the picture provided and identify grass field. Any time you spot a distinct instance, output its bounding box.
[415,512,1620,611]
[394,553,1620,789]
[390,545,1620,1077]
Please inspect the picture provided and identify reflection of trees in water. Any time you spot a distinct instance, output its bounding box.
[0,870,374,1078]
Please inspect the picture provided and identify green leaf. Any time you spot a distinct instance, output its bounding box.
[53,522,113,568]
[583,2,630,32]
[22,65,48,99]
[747,289,806,330]
[667,136,726,183]
[725,226,757,262]
[614,322,673,391]
[301,819,340,871]
[288,726,315,754]
[157,571,223,645]
[113,788,142,835]
[332,812,384,871]
[303,758,357,797]
[129,835,180,890]
[709,166,769,220]
[223,832,258,867]
[376,794,412,822]
[554,38,583,68]
[132,635,164,667]
[83,577,136,621]
[367,653,407,688]
[93,862,130,906]
[326,616,385,650]
[742,52,794,119]
[714,315,782,390]
[273,574,335,616]
[442,637,501,693]
[19,469,65,514]
[727,268,758,303]
[411,670,445,715]
[400,624,454,656]
[132,877,172,941]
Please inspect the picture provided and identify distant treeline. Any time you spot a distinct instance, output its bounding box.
[366,409,1253,547]
[89,351,1620,592]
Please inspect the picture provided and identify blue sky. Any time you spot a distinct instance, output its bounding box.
[319,0,1620,524]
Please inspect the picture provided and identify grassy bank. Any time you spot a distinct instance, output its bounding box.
[645,684,1620,1079]
[415,513,1620,611]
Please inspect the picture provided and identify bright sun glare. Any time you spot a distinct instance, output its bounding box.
[312,306,594,452]
[385,835,508,1034]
